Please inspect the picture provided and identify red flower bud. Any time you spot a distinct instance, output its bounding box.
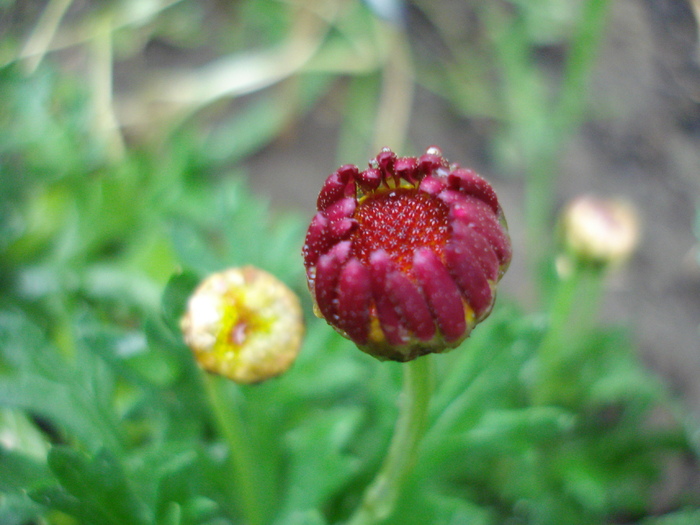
[302,147,511,362]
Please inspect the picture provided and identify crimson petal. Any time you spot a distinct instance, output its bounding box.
[314,241,351,322]
[356,168,382,192]
[376,149,396,178]
[394,156,418,184]
[417,152,446,177]
[302,212,329,269]
[317,168,356,211]
[412,248,466,342]
[444,241,493,319]
[450,220,500,281]
[448,168,500,215]
[336,258,372,345]
[326,197,359,238]
[442,192,512,266]
[369,250,411,346]
[418,175,446,196]
[385,270,435,342]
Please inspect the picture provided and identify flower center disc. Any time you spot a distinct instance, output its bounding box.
[351,188,450,271]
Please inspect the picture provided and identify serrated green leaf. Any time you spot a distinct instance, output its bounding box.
[0,310,125,451]
[463,406,576,451]
[131,443,200,513]
[47,446,151,525]
[280,408,362,515]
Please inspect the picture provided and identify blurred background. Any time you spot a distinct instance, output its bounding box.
[2,0,700,522]
[6,0,697,405]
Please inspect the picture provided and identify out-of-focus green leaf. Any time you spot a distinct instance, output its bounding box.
[280,407,362,516]
[463,406,576,451]
[157,502,182,525]
[31,485,98,523]
[169,176,306,288]
[0,491,44,525]
[0,311,122,451]
[394,488,495,525]
[0,65,104,184]
[641,509,700,525]
[44,446,151,525]
[274,509,328,525]
[161,270,201,333]
[0,408,49,459]
[0,445,50,492]
[506,0,583,45]
[431,305,543,419]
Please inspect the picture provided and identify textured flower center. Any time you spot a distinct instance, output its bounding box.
[350,188,450,272]
[214,291,269,356]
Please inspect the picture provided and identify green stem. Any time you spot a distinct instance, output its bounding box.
[204,374,265,525]
[346,356,434,525]
[534,265,604,405]
[89,15,125,161]
[19,0,74,73]
[371,21,414,154]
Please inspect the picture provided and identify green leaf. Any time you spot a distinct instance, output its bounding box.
[31,485,101,522]
[130,443,200,518]
[45,446,151,525]
[0,491,44,525]
[168,176,306,288]
[463,406,576,452]
[157,502,182,525]
[394,488,495,525]
[0,446,50,493]
[161,270,202,334]
[0,310,124,451]
[641,509,700,525]
[274,509,328,525]
[280,408,362,515]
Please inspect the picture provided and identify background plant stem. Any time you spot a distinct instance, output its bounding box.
[204,374,266,525]
[346,355,434,525]
[534,265,604,405]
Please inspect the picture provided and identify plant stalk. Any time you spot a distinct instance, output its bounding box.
[534,265,604,405]
[204,374,265,525]
[346,355,434,525]
[20,0,74,73]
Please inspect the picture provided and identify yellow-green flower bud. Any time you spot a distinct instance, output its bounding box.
[180,266,304,384]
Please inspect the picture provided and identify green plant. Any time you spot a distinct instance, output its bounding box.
[1,1,698,524]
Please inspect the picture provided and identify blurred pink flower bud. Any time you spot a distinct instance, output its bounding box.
[559,195,640,271]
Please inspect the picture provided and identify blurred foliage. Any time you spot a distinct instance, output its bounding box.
[1,0,699,524]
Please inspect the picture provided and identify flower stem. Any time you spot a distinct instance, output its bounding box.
[534,265,604,405]
[204,374,266,525]
[346,355,434,525]
[19,0,74,73]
